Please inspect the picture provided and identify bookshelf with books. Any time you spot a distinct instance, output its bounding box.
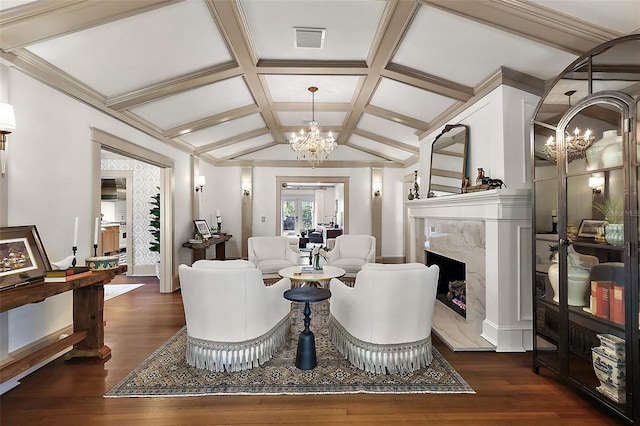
[531,36,639,425]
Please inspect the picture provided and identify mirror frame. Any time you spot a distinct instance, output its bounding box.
[428,124,469,197]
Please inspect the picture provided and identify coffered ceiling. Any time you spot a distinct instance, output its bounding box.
[1,0,637,167]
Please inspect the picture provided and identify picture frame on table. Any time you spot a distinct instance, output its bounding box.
[577,219,608,238]
[193,220,212,239]
[0,225,52,290]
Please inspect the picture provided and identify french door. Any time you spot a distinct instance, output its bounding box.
[282,197,314,235]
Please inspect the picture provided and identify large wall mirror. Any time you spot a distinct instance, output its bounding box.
[428,124,468,197]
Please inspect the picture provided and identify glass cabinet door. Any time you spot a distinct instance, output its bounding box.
[532,35,640,423]
[533,122,560,372]
[559,98,630,409]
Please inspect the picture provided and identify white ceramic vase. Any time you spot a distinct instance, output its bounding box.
[586,130,620,170]
[547,247,599,306]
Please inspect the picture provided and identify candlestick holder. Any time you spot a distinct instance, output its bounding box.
[72,246,77,267]
[216,216,222,234]
[93,244,98,257]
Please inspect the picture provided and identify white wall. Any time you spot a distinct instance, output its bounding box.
[197,163,242,258]
[381,167,406,257]
[3,66,194,356]
[419,86,540,193]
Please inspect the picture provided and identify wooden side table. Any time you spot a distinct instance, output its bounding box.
[283,287,331,370]
[181,234,232,263]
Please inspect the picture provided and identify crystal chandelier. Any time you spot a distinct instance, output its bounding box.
[542,90,595,163]
[289,86,337,167]
[543,127,595,163]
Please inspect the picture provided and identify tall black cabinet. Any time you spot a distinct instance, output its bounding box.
[532,35,639,424]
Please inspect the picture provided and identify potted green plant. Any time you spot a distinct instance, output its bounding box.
[593,198,623,246]
[593,198,623,224]
[149,189,160,277]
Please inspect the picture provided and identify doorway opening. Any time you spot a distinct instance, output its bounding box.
[276,176,349,243]
[92,128,175,293]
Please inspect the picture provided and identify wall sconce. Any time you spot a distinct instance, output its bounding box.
[372,182,382,197]
[0,103,16,177]
[195,175,206,192]
[242,181,251,196]
[589,175,604,194]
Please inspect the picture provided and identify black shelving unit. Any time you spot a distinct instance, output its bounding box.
[531,35,639,424]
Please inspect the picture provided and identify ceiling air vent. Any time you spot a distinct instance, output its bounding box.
[293,27,325,49]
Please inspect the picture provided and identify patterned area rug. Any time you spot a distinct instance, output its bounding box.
[105,301,474,397]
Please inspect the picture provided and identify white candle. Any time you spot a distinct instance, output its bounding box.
[216,209,221,217]
[73,217,79,247]
[94,217,99,245]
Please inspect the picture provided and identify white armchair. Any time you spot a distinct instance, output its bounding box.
[178,260,291,372]
[248,236,300,274]
[324,235,376,274]
[329,262,439,374]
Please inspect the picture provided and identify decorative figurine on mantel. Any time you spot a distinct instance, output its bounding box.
[413,170,420,199]
[407,188,414,200]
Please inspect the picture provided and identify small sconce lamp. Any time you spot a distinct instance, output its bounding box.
[195,175,206,192]
[242,182,251,196]
[589,175,604,194]
[0,103,16,177]
[372,182,382,197]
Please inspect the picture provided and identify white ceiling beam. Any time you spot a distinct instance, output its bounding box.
[345,142,402,163]
[164,104,260,138]
[195,127,271,154]
[270,102,352,112]
[364,104,430,132]
[351,129,419,155]
[208,0,285,144]
[423,0,623,55]
[337,0,421,145]
[382,63,474,102]
[0,0,181,51]
[215,141,277,161]
[256,60,368,75]
[108,63,244,110]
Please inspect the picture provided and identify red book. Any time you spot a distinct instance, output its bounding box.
[610,285,625,325]
[595,281,613,320]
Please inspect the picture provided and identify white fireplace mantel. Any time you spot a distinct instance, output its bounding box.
[407,188,533,352]
[407,188,531,221]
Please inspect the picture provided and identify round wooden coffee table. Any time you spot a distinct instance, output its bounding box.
[278,265,346,289]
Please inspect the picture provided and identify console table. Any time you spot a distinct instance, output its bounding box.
[0,266,126,382]
[182,234,232,263]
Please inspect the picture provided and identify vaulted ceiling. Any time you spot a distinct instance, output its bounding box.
[1,0,638,168]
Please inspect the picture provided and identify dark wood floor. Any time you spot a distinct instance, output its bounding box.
[0,273,625,425]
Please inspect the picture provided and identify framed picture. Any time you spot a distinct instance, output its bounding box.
[193,220,212,239]
[578,219,608,238]
[0,225,52,290]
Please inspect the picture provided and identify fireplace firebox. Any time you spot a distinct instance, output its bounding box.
[426,250,466,318]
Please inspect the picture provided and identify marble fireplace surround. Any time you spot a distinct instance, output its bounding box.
[407,189,532,352]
